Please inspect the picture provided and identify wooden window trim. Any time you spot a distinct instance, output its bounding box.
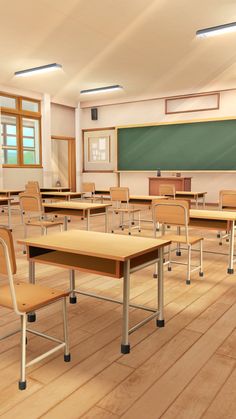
[1,92,42,167]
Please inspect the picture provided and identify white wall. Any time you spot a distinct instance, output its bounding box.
[80,90,236,202]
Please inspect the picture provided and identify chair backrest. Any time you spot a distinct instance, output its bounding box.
[19,193,42,214]
[219,190,236,209]
[110,187,129,203]
[25,181,40,194]
[0,227,22,314]
[0,227,16,276]
[159,184,176,197]
[82,182,95,194]
[152,199,190,227]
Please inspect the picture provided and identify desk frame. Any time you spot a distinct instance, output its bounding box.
[43,203,111,231]
[22,232,169,354]
[189,210,236,274]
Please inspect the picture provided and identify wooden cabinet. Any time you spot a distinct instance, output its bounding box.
[149,177,191,195]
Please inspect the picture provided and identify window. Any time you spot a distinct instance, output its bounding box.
[0,93,41,167]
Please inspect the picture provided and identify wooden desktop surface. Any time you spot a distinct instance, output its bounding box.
[41,192,82,198]
[190,209,236,221]
[18,229,170,262]
[42,201,112,211]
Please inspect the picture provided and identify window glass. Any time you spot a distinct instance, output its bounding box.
[22,118,39,164]
[22,99,39,113]
[4,149,17,164]
[0,95,16,109]
[23,150,35,164]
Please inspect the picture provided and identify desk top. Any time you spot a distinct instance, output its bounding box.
[190,209,236,221]
[149,177,192,180]
[43,201,112,210]
[41,192,82,197]
[40,187,71,192]
[0,197,12,203]
[18,230,171,262]
[175,191,207,197]
[0,189,23,194]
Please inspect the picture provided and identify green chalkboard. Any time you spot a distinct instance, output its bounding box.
[117,119,236,170]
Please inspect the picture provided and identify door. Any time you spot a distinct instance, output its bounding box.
[51,136,76,191]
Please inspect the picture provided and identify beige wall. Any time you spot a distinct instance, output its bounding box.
[51,103,75,137]
[80,90,236,202]
[3,168,43,188]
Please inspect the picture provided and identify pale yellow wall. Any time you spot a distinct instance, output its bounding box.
[80,90,236,202]
[51,103,75,137]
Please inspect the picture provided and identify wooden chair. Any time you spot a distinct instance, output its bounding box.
[109,187,141,235]
[218,190,236,244]
[19,193,63,249]
[152,199,203,284]
[159,184,176,198]
[0,227,70,390]
[25,181,40,194]
[81,182,100,202]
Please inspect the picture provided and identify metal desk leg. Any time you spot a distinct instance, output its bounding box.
[157,247,165,327]
[64,216,68,231]
[203,195,206,208]
[8,200,12,229]
[105,207,108,232]
[28,261,36,322]
[228,220,235,274]
[69,270,77,304]
[121,260,130,354]
[87,209,90,230]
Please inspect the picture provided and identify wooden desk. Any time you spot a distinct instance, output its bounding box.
[189,209,236,274]
[149,177,191,195]
[175,191,207,207]
[18,230,170,353]
[0,189,24,197]
[43,201,112,231]
[40,187,71,192]
[41,191,82,201]
[0,198,12,227]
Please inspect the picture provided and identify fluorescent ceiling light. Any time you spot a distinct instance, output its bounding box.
[80,85,123,95]
[14,63,62,77]
[196,22,236,38]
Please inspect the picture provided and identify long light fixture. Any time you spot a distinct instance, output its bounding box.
[80,85,123,95]
[14,63,62,77]
[196,22,236,38]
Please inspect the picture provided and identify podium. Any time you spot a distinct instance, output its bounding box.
[149,177,191,195]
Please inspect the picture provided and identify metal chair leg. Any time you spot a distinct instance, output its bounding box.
[199,240,204,277]
[62,298,71,362]
[168,245,172,271]
[186,244,191,285]
[19,314,27,390]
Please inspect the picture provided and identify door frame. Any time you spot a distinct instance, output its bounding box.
[51,136,76,191]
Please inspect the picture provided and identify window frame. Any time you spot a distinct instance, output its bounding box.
[0,92,42,168]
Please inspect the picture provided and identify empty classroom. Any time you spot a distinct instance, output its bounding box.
[1,1,236,418]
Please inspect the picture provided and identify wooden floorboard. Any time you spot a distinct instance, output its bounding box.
[0,208,236,418]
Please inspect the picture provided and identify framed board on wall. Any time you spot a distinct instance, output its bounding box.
[83,128,116,172]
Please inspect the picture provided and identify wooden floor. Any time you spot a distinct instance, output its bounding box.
[1,206,236,418]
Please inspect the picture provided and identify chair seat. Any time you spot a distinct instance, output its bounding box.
[0,282,69,313]
[26,220,63,228]
[160,234,203,245]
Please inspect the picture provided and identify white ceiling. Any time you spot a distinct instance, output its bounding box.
[1,0,236,106]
